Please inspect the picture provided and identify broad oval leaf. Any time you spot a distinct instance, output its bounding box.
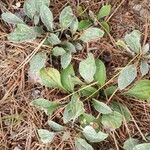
[79,27,104,42]
[79,53,96,83]
[40,5,53,31]
[63,94,85,124]
[37,129,55,143]
[59,6,75,29]
[124,30,141,53]
[133,143,150,150]
[101,111,123,130]
[39,67,63,89]
[30,98,59,115]
[123,138,139,150]
[8,24,37,43]
[83,126,108,143]
[92,99,112,114]
[35,0,50,12]
[78,20,92,31]
[70,17,78,34]
[28,52,47,82]
[61,53,72,69]
[118,64,137,90]
[125,80,150,100]
[97,4,111,19]
[1,12,24,24]
[62,42,76,53]
[52,46,66,56]
[75,138,94,150]
[140,60,149,76]
[48,120,64,132]
[47,33,61,45]
[94,59,106,86]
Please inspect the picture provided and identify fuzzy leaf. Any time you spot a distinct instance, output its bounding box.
[79,53,96,83]
[52,47,66,56]
[40,5,53,31]
[94,59,106,86]
[37,129,55,143]
[118,64,137,90]
[143,43,149,54]
[133,143,150,150]
[80,86,97,97]
[92,99,112,114]
[79,27,104,42]
[61,53,72,69]
[104,85,118,97]
[70,17,78,34]
[125,80,150,100]
[78,20,92,30]
[75,138,94,150]
[48,120,64,132]
[8,24,37,43]
[123,138,139,150]
[47,33,61,45]
[83,126,108,143]
[31,98,59,115]
[35,0,50,12]
[63,94,85,124]
[62,42,76,53]
[140,60,149,76]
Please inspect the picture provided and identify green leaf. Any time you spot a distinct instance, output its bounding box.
[78,20,92,31]
[123,138,139,150]
[28,52,47,82]
[52,47,66,56]
[30,98,59,115]
[73,42,83,51]
[83,126,108,143]
[79,53,96,83]
[59,6,75,29]
[92,99,112,114]
[63,94,85,124]
[133,143,150,150]
[140,60,149,76]
[101,111,123,130]
[33,14,40,25]
[94,59,106,86]
[104,85,118,97]
[37,129,55,144]
[39,67,63,89]
[61,64,75,92]
[80,86,97,97]
[101,21,110,33]
[70,17,78,34]
[118,64,137,90]
[61,53,72,69]
[110,101,131,122]
[124,30,141,53]
[48,120,64,132]
[125,80,150,100]
[62,42,76,53]
[97,4,111,19]
[143,43,149,54]
[35,0,50,12]
[8,24,37,43]
[40,5,53,31]
[1,12,24,24]
[79,27,104,42]
[75,138,94,150]
[47,33,61,45]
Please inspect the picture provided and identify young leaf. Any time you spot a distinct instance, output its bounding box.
[94,59,106,86]
[125,80,150,100]
[80,86,97,97]
[78,20,92,31]
[39,67,63,89]
[73,42,83,51]
[47,33,61,45]
[30,98,59,115]
[124,30,141,53]
[92,99,112,114]
[1,12,24,24]
[83,126,108,143]
[123,138,139,150]
[37,129,55,144]
[61,53,72,69]
[118,64,137,90]
[75,138,94,150]
[140,60,149,76]
[133,143,150,150]
[70,17,78,34]
[40,5,53,31]
[110,101,131,122]
[97,4,111,19]
[8,24,37,43]
[48,120,64,132]
[35,0,50,12]
[79,27,104,42]
[59,6,75,29]
[101,21,110,33]
[79,53,96,83]
[104,85,118,97]
[101,111,123,130]
[143,43,149,54]
[61,64,75,92]
[34,14,40,25]
[28,52,47,82]
[62,42,76,53]
[52,47,66,56]
[63,94,85,124]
